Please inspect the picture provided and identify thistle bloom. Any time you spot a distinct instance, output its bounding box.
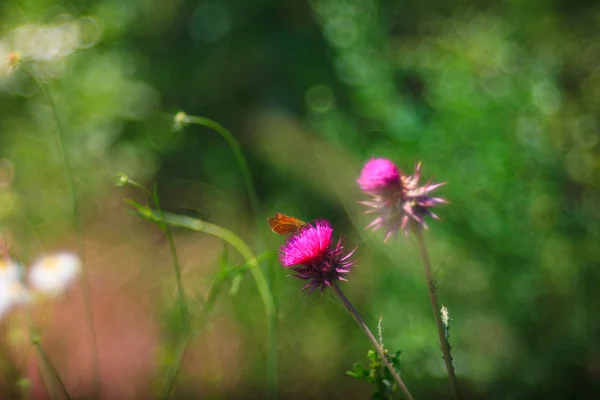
[358,159,447,241]
[28,251,81,295]
[279,219,355,293]
[357,158,402,195]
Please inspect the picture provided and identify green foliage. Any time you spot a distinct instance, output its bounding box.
[348,349,403,400]
[1,0,600,398]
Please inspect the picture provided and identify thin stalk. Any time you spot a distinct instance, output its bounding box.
[32,341,71,400]
[26,70,101,397]
[19,379,30,400]
[151,184,189,400]
[0,325,22,399]
[141,211,275,321]
[184,116,262,226]
[160,334,191,400]
[331,283,415,400]
[139,210,277,396]
[182,115,277,398]
[151,185,187,316]
[160,257,228,400]
[414,228,460,400]
[125,181,188,399]
[126,182,186,307]
[36,361,58,400]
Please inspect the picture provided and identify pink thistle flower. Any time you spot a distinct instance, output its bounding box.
[358,159,447,241]
[279,219,333,266]
[279,219,356,293]
[356,158,402,195]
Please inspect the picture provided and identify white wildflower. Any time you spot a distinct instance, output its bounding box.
[0,259,21,283]
[28,252,81,295]
[10,23,79,62]
[0,279,31,320]
[0,41,19,77]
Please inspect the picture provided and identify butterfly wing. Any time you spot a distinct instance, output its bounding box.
[268,213,306,235]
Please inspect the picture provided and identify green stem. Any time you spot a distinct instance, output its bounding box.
[26,70,101,398]
[160,273,227,400]
[160,334,191,400]
[33,341,71,400]
[139,210,277,396]
[126,181,188,399]
[0,325,22,399]
[331,283,415,400]
[141,210,275,318]
[181,114,277,398]
[19,380,30,400]
[152,186,188,400]
[184,116,262,225]
[151,185,187,315]
[414,228,460,400]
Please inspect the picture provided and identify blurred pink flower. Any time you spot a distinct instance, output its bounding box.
[356,158,402,195]
[358,160,447,241]
[279,220,355,293]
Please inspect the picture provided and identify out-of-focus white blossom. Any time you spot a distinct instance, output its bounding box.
[0,279,31,320]
[0,15,101,84]
[28,252,81,295]
[0,41,20,77]
[0,259,21,283]
[0,251,81,321]
[10,22,81,62]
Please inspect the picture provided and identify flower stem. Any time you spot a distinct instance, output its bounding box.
[26,70,101,398]
[32,340,71,400]
[331,283,415,400]
[138,209,277,397]
[160,334,191,400]
[414,228,460,400]
[151,185,188,319]
[126,181,188,314]
[139,210,276,326]
[144,184,188,400]
[160,255,232,399]
[182,115,277,398]
[183,116,262,227]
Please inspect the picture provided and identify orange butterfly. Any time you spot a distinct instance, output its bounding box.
[267,213,307,235]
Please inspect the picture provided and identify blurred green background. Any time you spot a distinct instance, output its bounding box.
[1,0,600,398]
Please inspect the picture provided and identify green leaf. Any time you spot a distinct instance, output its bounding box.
[229,274,243,296]
[123,199,154,220]
[346,362,369,379]
[367,349,377,361]
[390,350,402,370]
[124,209,276,319]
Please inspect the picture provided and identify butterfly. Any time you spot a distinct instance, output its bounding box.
[267,213,307,235]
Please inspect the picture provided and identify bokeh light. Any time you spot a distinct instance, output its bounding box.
[0,0,599,399]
